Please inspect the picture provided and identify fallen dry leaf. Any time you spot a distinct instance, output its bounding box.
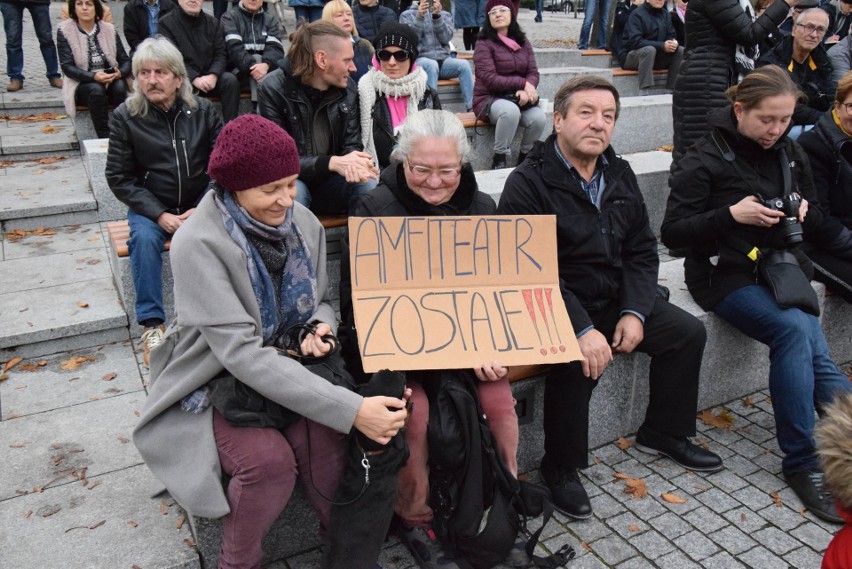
[656,145,673,152]
[132,565,142,569]
[697,409,735,430]
[64,519,107,533]
[184,538,197,548]
[134,410,141,417]
[60,355,96,370]
[33,155,66,164]
[0,373,8,382]
[740,513,747,522]
[661,492,688,504]
[799,507,806,517]
[38,504,61,517]
[9,442,28,449]
[580,541,592,553]
[3,357,23,373]
[23,510,32,519]
[102,372,117,381]
[37,360,46,366]
[627,523,641,532]
[613,472,630,480]
[176,513,186,529]
[594,456,601,465]
[128,520,138,528]
[615,437,633,450]
[77,302,89,308]
[623,478,648,499]
[742,395,754,408]
[87,480,102,490]
[770,491,783,507]
[18,363,39,372]
[41,125,56,134]
[33,169,45,175]
[160,501,171,515]
[116,435,129,444]
[5,412,21,419]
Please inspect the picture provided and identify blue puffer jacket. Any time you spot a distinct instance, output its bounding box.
[353,2,397,43]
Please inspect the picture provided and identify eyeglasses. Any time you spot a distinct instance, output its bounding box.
[795,22,828,35]
[488,6,510,15]
[377,49,410,62]
[839,102,852,114]
[406,160,462,181]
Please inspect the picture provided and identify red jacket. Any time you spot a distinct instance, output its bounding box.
[823,504,852,569]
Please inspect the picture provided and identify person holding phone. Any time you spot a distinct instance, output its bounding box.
[56,0,130,138]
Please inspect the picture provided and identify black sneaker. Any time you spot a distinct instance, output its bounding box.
[634,425,723,472]
[399,525,461,569]
[539,455,592,519]
[785,469,844,524]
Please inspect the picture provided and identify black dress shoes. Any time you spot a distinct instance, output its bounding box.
[540,455,592,519]
[785,469,844,524]
[491,153,508,170]
[634,425,724,472]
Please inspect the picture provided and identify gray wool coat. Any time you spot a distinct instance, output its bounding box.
[132,191,363,519]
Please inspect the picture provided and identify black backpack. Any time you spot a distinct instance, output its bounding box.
[425,371,575,569]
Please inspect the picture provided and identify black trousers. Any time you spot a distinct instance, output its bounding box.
[75,79,127,138]
[543,296,706,471]
[198,71,240,123]
[806,246,852,303]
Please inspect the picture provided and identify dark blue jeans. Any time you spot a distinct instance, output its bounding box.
[127,209,169,324]
[577,0,613,50]
[0,1,59,81]
[292,6,323,25]
[295,175,375,215]
[713,285,852,475]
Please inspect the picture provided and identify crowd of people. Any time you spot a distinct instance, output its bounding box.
[4,0,852,567]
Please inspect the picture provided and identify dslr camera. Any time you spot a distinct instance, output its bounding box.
[763,192,803,246]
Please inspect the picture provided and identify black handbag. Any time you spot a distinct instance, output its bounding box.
[757,248,820,316]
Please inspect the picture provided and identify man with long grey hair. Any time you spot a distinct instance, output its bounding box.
[106,36,223,367]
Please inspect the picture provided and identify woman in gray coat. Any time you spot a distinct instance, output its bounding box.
[132,115,408,569]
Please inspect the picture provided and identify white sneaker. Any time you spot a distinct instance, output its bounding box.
[141,324,165,368]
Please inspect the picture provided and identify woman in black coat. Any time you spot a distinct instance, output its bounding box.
[671,0,793,163]
[663,66,852,524]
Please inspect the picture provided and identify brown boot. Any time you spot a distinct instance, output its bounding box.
[49,77,62,89]
[7,79,22,92]
[141,324,165,368]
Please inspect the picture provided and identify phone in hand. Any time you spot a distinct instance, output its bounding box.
[103,67,117,74]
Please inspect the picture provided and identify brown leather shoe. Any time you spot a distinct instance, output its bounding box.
[7,79,22,92]
[49,77,62,88]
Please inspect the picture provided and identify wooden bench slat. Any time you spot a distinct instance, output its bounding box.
[612,68,669,77]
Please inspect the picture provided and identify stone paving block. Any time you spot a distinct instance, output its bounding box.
[783,545,826,569]
[682,506,728,535]
[570,516,616,543]
[592,442,633,466]
[672,529,720,562]
[647,511,693,539]
[607,457,653,480]
[0,155,94,223]
[701,425,743,447]
[736,423,774,445]
[789,520,836,551]
[642,454,689,480]
[738,546,787,569]
[0,90,64,110]
[2,223,105,259]
[0,247,110,294]
[743,469,786,494]
[605,511,648,539]
[704,469,749,493]
[722,506,769,534]
[755,502,808,532]
[614,556,648,568]
[587,534,638,566]
[627,529,675,560]
[655,550,703,569]
[751,526,804,555]
[721,455,762,478]
[694,487,743,515]
[0,392,145,502]
[744,408,777,431]
[622,489,669,520]
[1,127,79,155]
[707,525,757,556]
[751,451,783,475]
[0,464,198,569]
[730,485,777,511]
[590,491,628,520]
[0,277,127,350]
[700,551,748,569]
[727,437,769,460]
[0,341,141,418]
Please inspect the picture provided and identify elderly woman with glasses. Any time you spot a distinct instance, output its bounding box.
[340,109,523,569]
[473,0,546,169]
[358,22,440,170]
[798,71,852,303]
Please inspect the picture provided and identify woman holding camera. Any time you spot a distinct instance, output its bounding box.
[662,65,852,524]
[472,0,545,169]
[56,0,130,138]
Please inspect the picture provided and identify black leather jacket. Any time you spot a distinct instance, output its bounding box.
[257,69,362,187]
[56,24,131,83]
[123,0,175,55]
[106,97,223,221]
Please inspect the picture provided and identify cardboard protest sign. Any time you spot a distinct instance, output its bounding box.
[349,215,582,372]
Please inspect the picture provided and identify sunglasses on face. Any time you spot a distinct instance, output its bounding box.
[377,50,411,62]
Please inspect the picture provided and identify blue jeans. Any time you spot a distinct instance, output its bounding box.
[127,209,169,324]
[415,57,474,111]
[295,175,376,215]
[292,6,323,24]
[0,1,59,81]
[578,0,613,50]
[534,0,543,17]
[713,285,852,475]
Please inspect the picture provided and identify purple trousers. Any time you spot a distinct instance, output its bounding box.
[212,409,346,569]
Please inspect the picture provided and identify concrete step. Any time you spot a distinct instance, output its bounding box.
[0,154,98,231]
[0,112,79,157]
[1,90,65,112]
[0,224,128,360]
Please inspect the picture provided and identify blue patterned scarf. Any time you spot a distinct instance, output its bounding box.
[214,189,317,345]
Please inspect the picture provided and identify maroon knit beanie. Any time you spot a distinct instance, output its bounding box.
[208,114,300,192]
[485,0,514,16]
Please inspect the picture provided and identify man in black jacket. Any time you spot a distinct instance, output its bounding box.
[159,0,240,122]
[497,77,723,519]
[258,21,377,215]
[220,0,284,101]
[107,37,223,367]
[757,8,835,134]
[123,0,175,57]
[618,0,682,91]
